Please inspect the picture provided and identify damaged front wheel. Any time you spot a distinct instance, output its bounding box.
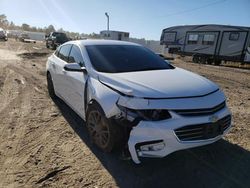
[86,103,122,152]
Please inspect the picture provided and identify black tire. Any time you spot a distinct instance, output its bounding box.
[52,42,56,50]
[47,72,56,99]
[207,58,213,65]
[200,57,207,64]
[192,56,199,63]
[86,102,123,152]
[214,59,221,66]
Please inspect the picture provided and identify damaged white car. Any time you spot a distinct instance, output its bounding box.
[46,40,232,164]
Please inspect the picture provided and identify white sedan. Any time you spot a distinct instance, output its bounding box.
[46,40,231,164]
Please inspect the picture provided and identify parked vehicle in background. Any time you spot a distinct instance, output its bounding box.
[18,33,30,42]
[46,40,232,164]
[0,28,8,41]
[160,24,250,65]
[45,32,69,50]
[100,30,129,41]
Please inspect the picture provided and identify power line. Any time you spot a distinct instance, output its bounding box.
[112,0,228,24]
[159,0,228,18]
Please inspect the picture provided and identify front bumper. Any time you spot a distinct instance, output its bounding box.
[128,106,231,164]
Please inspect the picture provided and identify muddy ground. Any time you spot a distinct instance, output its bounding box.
[0,39,249,188]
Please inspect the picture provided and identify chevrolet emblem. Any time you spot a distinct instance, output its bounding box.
[209,115,219,123]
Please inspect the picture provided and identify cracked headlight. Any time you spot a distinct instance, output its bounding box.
[116,104,171,122]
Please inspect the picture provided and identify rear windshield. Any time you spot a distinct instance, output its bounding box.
[52,32,67,39]
[86,45,174,73]
[52,32,65,36]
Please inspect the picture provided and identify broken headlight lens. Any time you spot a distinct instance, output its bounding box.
[117,104,171,121]
[137,109,171,121]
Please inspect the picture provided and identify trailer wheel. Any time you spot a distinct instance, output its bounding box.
[207,58,213,65]
[214,59,221,66]
[200,57,207,64]
[192,56,199,63]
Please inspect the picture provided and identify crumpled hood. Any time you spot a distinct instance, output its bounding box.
[98,67,219,98]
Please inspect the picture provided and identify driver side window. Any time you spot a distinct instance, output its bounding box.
[68,45,85,66]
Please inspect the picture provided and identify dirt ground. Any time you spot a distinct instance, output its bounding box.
[0,39,249,188]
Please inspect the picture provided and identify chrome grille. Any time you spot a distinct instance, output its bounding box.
[175,115,231,141]
[173,102,226,116]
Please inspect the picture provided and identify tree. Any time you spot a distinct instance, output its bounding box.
[45,25,55,34]
[57,28,65,32]
[22,23,30,31]
[89,32,100,39]
[0,14,9,28]
[31,26,37,32]
[9,21,15,30]
[37,27,44,32]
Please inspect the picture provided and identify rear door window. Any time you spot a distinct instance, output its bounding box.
[58,44,72,62]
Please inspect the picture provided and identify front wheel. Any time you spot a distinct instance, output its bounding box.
[86,103,123,152]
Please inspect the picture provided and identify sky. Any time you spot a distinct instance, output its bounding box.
[0,0,250,40]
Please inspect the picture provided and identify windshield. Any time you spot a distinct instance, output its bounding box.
[86,45,174,73]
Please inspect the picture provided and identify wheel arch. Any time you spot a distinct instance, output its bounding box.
[86,77,121,119]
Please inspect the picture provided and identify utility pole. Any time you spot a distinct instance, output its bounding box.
[105,12,109,31]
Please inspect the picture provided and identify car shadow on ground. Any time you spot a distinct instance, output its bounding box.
[53,98,250,188]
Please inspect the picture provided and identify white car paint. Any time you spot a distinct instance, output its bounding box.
[46,39,231,164]
[98,68,218,98]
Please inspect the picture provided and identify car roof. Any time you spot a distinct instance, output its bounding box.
[64,39,141,46]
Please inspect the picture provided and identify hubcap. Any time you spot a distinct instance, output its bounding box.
[87,110,110,149]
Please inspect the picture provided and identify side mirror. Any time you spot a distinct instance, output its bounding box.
[64,63,87,73]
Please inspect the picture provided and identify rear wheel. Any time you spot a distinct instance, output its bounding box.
[86,103,123,152]
[47,72,56,99]
[52,44,56,50]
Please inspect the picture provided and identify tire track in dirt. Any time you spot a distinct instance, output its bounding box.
[3,86,32,186]
[0,47,77,186]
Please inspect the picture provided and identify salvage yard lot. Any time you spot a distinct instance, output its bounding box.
[0,39,249,188]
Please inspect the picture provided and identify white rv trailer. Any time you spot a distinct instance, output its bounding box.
[160,24,250,64]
